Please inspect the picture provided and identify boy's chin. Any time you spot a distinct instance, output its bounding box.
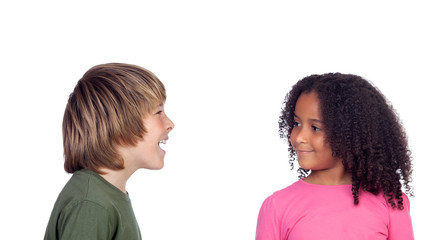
[144,161,165,170]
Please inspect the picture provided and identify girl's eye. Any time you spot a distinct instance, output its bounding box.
[293,122,301,127]
[312,126,321,131]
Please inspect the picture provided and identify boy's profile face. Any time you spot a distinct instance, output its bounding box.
[118,104,174,171]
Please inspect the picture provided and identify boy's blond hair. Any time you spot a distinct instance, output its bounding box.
[63,63,166,173]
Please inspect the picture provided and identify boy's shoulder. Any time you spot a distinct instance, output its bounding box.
[57,169,130,211]
[45,169,142,239]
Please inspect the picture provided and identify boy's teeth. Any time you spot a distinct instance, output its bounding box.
[159,140,167,144]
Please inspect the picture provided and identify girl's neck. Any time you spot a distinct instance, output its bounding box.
[304,170,352,186]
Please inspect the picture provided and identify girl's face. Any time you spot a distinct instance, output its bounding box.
[290,91,343,174]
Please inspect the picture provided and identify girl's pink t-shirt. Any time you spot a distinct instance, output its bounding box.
[256,180,413,240]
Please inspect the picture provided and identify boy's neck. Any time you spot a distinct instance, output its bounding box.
[99,168,136,194]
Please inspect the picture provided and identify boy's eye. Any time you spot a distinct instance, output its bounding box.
[153,109,163,115]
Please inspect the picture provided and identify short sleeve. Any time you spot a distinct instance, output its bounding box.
[57,201,116,240]
[388,194,414,240]
[256,195,281,240]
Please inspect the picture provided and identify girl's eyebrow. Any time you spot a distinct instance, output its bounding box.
[294,114,322,123]
[310,119,323,123]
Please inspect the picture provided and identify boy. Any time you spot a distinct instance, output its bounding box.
[44,63,175,240]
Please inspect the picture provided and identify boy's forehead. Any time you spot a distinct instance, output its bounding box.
[149,101,165,111]
[150,98,165,106]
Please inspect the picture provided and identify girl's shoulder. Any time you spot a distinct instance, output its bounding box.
[267,180,352,207]
[268,181,303,201]
[271,179,352,196]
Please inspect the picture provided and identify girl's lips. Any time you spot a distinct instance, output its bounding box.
[298,150,314,154]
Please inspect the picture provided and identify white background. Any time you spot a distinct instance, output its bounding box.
[1,0,447,239]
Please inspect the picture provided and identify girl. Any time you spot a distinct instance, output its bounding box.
[256,73,414,240]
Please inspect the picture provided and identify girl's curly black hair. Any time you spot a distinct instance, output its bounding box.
[279,73,413,209]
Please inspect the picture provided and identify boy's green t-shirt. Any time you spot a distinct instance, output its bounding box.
[44,169,142,240]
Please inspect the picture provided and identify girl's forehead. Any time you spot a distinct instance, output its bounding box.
[294,92,321,118]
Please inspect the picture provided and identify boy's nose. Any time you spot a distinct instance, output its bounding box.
[166,118,175,132]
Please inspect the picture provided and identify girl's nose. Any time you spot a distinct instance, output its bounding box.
[293,128,308,144]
